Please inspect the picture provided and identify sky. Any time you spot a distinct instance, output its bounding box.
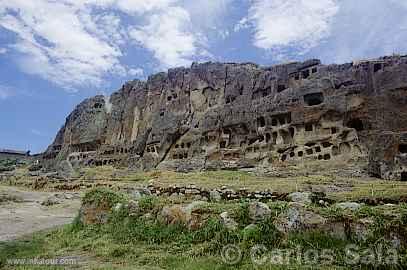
[1,0,407,154]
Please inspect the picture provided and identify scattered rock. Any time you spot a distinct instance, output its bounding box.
[336,202,362,211]
[159,201,208,230]
[220,211,238,231]
[274,202,326,233]
[129,188,152,200]
[79,203,111,225]
[209,190,222,202]
[287,192,312,204]
[127,200,140,216]
[57,160,75,180]
[249,201,272,222]
[41,195,61,206]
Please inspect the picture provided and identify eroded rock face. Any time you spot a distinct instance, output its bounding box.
[42,56,407,179]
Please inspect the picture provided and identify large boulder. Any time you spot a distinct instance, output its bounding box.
[336,202,362,211]
[57,160,75,180]
[287,192,312,204]
[249,202,272,222]
[79,202,111,225]
[220,211,238,231]
[274,203,326,234]
[159,201,208,230]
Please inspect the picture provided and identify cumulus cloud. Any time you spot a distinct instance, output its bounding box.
[0,0,220,88]
[129,6,200,68]
[247,0,339,55]
[0,0,125,90]
[315,0,407,63]
[0,48,7,54]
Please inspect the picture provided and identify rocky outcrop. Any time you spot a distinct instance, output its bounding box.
[42,56,407,180]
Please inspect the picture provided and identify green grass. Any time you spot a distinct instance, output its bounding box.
[2,189,407,270]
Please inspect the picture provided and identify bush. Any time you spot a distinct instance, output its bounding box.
[82,188,125,208]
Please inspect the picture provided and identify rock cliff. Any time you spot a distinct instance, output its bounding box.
[43,56,407,180]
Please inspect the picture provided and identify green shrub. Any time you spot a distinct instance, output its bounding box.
[82,188,125,208]
[138,195,160,212]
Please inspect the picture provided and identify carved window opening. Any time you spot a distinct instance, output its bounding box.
[298,151,304,157]
[331,127,337,134]
[401,172,407,182]
[281,154,287,161]
[280,130,292,144]
[399,144,407,154]
[266,133,271,143]
[305,124,313,132]
[257,116,266,127]
[272,132,278,144]
[289,127,295,138]
[220,141,227,149]
[323,154,331,160]
[306,149,313,155]
[277,84,287,93]
[312,67,318,74]
[181,143,185,148]
[302,69,310,79]
[294,74,300,80]
[186,142,191,148]
[239,86,244,95]
[94,103,103,109]
[346,118,364,131]
[322,142,333,148]
[374,63,382,73]
[271,118,278,126]
[167,96,172,101]
[290,152,295,157]
[315,146,321,153]
[304,92,324,106]
[318,155,323,160]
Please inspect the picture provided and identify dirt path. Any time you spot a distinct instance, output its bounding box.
[0,185,81,241]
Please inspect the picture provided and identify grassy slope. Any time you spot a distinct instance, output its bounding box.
[2,190,407,270]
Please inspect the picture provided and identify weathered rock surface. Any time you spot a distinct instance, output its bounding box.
[220,211,238,231]
[287,192,312,204]
[249,201,272,222]
[274,202,327,233]
[41,56,407,180]
[159,201,208,230]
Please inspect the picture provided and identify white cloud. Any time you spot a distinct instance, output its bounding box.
[234,17,250,32]
[129,6,200,68]
[0,0,220,87]
[0,48,7,54]
[248,0,339,54]
[116,0,177,14]
[314,0,407,63]
[0,0,125,90]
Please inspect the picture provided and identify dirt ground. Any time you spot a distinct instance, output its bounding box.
[0,185,81,241]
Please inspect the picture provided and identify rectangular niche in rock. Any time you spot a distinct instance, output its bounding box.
[401,172,407,182]
[399,144,407,154]
[304,92,324,106]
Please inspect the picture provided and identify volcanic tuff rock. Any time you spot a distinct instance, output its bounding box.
[43,56,407,180]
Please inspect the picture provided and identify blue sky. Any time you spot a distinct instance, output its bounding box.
[1,0,407,153]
